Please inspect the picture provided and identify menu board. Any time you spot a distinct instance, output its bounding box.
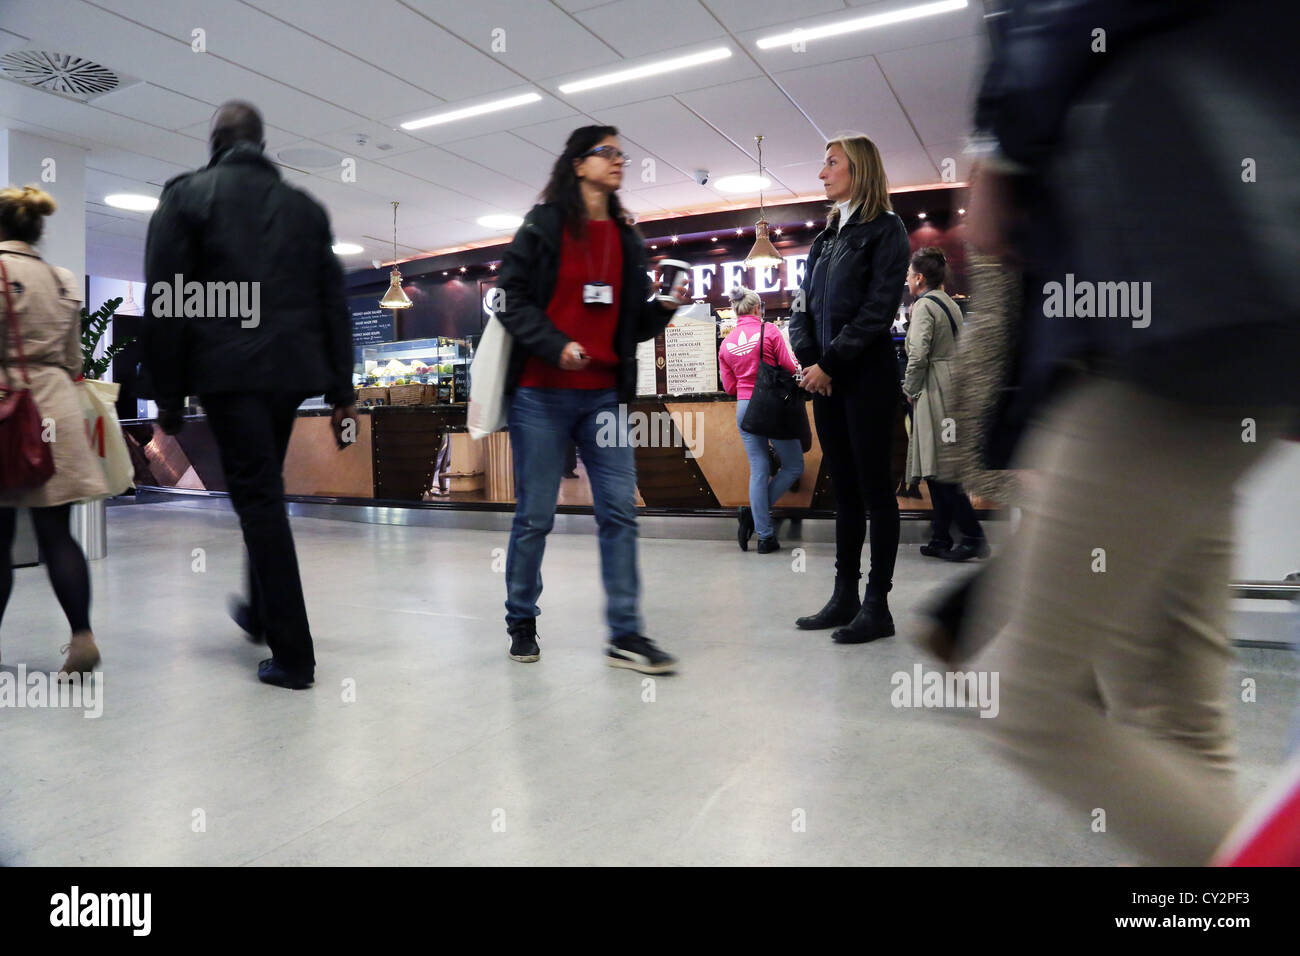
[636,338,658,396]
[349,302,397,346]
[663,307,718,395]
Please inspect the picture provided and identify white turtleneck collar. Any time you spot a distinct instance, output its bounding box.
[835,199,859,230]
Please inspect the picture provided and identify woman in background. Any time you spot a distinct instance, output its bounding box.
[719,285,803,553]
[902,246,987,561]
[0,186,110,673]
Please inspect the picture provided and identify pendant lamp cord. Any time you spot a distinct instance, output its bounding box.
[755,135,766,220]
[392,201,399,264]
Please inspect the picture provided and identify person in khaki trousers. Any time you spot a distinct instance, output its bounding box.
[0,186,110,673]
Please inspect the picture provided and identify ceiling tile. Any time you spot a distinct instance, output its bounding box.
[773,56,921,153]
[575,0,725,59]
[676,75,824,170]
[400,1,621,77]
[877,34,985,146]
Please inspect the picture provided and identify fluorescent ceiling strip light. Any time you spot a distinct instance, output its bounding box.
[401,92,542,130]
[756,0,968,49]
[559,47,732,94]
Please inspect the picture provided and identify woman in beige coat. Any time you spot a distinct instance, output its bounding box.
[902,246,987,562]
[0,186,109,673]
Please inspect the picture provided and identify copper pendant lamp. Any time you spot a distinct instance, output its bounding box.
[378,200,413,310]
[744,135,782,269]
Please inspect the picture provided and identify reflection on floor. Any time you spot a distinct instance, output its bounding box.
[0,502,1294,866]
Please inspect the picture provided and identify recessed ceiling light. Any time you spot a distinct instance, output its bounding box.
[559,47,732,94]
[332,242,364,255]
[774,228,783,235]
[104,193,158,212]
[477,213,524,230]
[490,263,498,270]
[735,227,744,236]
[459,266,467,273]
[709,237,717,242]
[650,244,657,250]
[958,208,966,214]
[918,212,927,219]
[804,220,814,228]
[756,0,968,50]
[714,174,771,194]
[401,92,542,131]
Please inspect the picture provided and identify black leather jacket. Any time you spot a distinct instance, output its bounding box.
[494,202,674,402]
[143,142,355,408]
[788,208,910,380]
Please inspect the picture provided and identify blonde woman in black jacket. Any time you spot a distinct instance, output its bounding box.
[788,133,910,644]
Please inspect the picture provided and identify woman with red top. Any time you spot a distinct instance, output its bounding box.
[718,285,803,553]
[492,126,688,674]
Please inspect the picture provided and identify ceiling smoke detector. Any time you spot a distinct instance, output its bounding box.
[1,51,120,100]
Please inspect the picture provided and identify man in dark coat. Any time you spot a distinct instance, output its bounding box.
[143,100,357,689]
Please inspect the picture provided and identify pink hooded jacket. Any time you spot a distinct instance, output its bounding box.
[718,315,798,400]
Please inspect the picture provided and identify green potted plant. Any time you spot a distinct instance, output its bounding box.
[80,296,133,379]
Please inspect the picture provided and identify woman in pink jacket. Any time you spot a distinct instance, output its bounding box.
[718,286,803,552]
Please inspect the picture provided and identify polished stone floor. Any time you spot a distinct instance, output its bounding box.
[1,501,1296,866]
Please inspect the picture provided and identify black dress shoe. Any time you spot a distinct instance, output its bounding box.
[832,597,895,644]
[257,657,314,689]
[737,506,754,551]
[756,535,780,553]
[919,541,953,558]
[942,539,991,562]
[796,576,861,630]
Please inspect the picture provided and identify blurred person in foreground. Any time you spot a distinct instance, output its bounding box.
[143,101,358,690]
[964,0,1299,865]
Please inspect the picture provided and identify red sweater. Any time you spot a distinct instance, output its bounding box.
[519,218,622,390]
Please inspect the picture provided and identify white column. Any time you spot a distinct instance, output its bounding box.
[0,128,88,289]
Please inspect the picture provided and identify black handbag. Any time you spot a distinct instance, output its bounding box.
[740,321,811,449]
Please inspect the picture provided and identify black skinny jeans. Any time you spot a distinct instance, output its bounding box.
[811,346,902,596]
[0,504,92,634]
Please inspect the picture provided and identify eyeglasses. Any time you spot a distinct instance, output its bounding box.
[581,145,630,166]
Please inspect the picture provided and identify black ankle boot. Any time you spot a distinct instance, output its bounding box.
[796,575,861,630]
[832,593,895,644]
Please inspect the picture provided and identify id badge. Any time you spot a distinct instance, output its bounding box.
[583,282,614,305]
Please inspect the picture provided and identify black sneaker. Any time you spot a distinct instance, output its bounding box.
[508,620,540,663]
[606,634,677,674]
[756,535,780,553]
[942,539,991,562]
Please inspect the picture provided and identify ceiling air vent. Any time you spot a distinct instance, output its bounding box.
[1,51,120,100]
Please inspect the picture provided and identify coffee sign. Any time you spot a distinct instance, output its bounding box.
[648,254,809,302]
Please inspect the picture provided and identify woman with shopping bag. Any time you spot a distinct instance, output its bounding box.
[0,186,110,674]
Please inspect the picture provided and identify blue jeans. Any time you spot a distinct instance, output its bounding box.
[736,399,805,540]
[506,387,642,638]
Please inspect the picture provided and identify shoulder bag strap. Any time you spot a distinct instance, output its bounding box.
[0,255,32,387]
[920,292,958,339]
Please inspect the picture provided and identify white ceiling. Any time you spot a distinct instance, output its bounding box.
[0,0,988,281]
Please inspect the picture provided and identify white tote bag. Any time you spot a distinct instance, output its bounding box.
[79,378,134,496]
[467,313,513,439]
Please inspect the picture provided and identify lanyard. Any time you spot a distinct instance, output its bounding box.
[583,220,615,281]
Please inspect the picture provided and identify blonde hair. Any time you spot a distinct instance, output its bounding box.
[825,132,891,227]
[728,284,762,316]
[0,185,57,244]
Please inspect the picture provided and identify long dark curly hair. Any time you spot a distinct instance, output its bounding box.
[541,125,629,239]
